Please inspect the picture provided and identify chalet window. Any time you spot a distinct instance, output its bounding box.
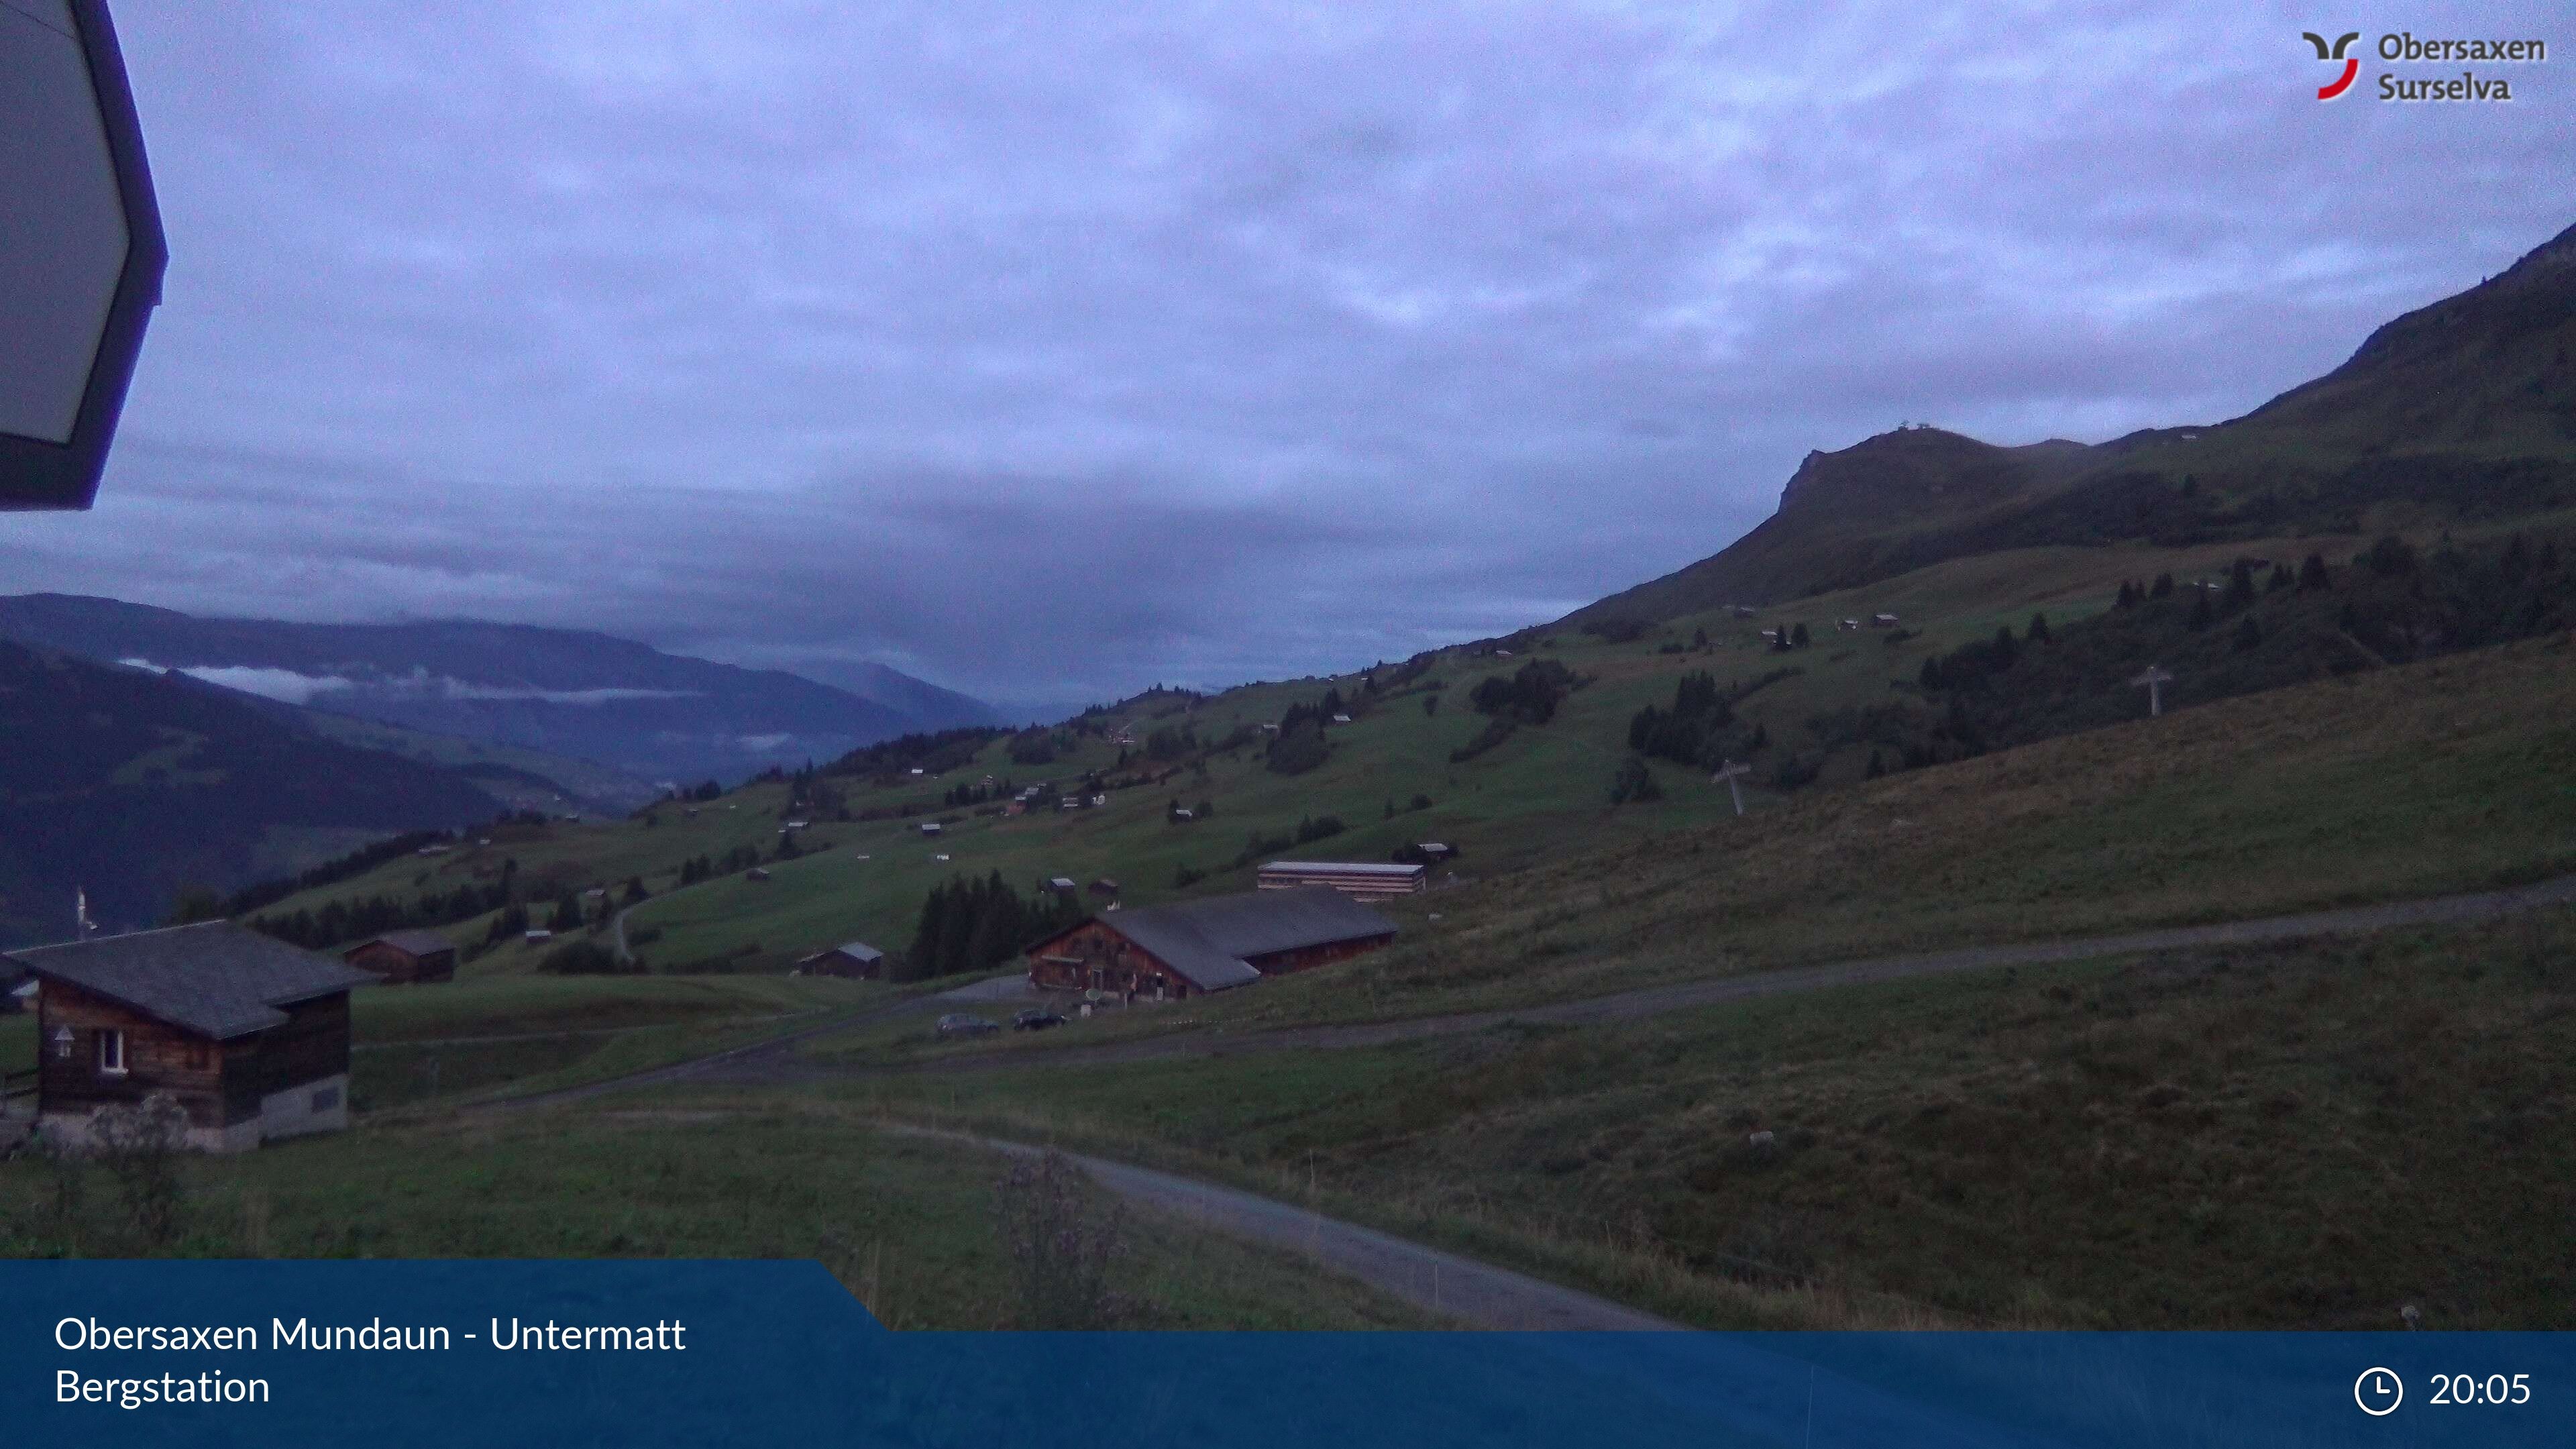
[97,1029,127,1075]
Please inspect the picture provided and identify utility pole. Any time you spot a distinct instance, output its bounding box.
[2129,665,2174,717]
[1711,759,1752,816]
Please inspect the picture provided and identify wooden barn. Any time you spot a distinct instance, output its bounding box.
[796,941,884,979]
[341,929,457,985]
[1025,890,1397,1002]
[1255,860,1427,900]
[5,922,373,1153]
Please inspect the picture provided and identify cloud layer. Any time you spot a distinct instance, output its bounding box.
[3,1,2569,712]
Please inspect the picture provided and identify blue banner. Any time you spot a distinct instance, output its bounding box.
[3,1260,2566,1446]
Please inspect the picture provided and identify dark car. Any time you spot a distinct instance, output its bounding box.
[935,1013,1000,1038]
[1012,1008,1067,1032]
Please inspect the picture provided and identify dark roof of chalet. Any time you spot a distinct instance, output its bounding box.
[3,922,376,1040]
[350,929,456,958]
[804,941,883,963]
[1054,890,1397,994]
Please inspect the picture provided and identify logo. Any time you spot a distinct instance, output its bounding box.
[2305,30,2361,99]
[2305,30,2548,103]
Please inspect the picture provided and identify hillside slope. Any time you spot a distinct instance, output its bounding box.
[1575,219,2576,623]
[0,641,504,945]
[0,594,983,784]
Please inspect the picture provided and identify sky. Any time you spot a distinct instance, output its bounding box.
[1,1,2570,717]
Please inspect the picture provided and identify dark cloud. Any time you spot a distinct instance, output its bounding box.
[2,1,2569,711]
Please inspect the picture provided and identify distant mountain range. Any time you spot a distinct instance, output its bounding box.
[0,598,997,944]
[0,637,502,945]
[1570,219,2576,625]
[0,595,998,786]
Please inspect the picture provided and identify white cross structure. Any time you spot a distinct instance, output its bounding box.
[1711,759,1752,816]
[2129,665,2174,716]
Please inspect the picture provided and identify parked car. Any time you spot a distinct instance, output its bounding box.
[1012,1009,1067,1032]
[936,1013,999,1038]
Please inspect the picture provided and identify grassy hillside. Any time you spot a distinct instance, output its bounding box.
[848,907,2576,1329]
[0,1104,1438,1330]
[231,523,2565,994]
[0,641,505,947]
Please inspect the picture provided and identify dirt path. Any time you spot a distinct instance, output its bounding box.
[712,872,2576,1085]
[896,1126,1676,1330]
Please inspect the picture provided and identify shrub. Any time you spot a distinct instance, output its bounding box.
[539,940,635,975]
[1448,716,1516,763]
[993,1152,1130,1330]
[1608,756,1663,804]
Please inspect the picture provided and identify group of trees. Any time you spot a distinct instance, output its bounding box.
[676,846,763,885]
[1624,669,1794,772]
[1909,533,2574,759]
[823,727,1004,782]
[1467,659,1580,725]
[252,857,527,951]
[900,871,1080,983]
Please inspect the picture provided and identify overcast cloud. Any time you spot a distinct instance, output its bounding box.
[1,1,2569,714]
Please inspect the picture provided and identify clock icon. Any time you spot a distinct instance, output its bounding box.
[2355,1367,2404,1417]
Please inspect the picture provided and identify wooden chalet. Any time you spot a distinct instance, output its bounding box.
[5,922,373,1153]
[1025,890,1397,1002]
[1087,878,1120,900]
[1255,860,1427,900]
[341,929,457,985]
[796,941,884,979]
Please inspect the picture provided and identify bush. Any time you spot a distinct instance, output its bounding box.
[993,1152,1130,1330]
[539,940,635,975]
[1293,814,1346,844]
[1608,756,1663,804]
[1448,716,1516,763]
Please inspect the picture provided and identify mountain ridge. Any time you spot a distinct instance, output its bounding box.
[0,594,996,784]
[1568,217,2576,627]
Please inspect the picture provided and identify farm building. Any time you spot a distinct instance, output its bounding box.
[341,930,457,985]
[796,941,884,979]
[5,922,372,1153]
[919,821,943,836]
[1088,879,1120,899]
[1872,613,1900,627]
[745,867,773,882]
[1256,860,1427,900]
[1025,890,1397,1001]
[1046,877,1078,896]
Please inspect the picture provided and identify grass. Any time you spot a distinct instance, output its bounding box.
[345,973,879,1112]
[802,628,2576,1069]
[0,1102,1442,1331]
[836,907,2576,1330]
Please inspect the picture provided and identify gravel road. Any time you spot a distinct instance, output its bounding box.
[894,1126,1678,1330]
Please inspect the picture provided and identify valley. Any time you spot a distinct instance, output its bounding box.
[8,218,2576,1334]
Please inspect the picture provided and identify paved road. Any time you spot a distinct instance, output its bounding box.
[702,872,2576,1085]
[895,1126,1676,1330]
